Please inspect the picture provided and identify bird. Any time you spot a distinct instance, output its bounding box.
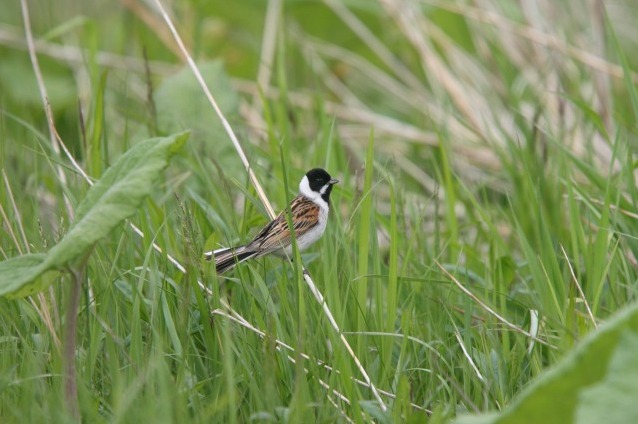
[205,168,339,273]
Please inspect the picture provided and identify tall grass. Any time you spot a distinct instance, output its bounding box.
[1,0,638,422]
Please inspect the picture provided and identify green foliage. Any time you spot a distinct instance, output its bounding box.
[456,303,638,424]
[1,0,638,422]
[155,61,239,143]
[0,133,188,297]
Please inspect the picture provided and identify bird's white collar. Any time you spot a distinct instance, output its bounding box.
[299,175,329,211]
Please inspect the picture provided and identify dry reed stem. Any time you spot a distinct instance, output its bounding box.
[214,309,431,413]
[19,0,73,220]
[0,24,175,74]
[254,0,281,104]
[560,244,598,329]
[151,0,388,412]
[18,0,64,356]
[436,260,556,348]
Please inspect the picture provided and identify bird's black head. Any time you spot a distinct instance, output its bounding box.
[305,168,339,204]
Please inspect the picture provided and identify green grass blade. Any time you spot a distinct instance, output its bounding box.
[356,130,375,339]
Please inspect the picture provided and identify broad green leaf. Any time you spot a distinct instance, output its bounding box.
[0,254,62,298]
[155,61,239,143]
[575,331,638,424]
[8,268,61,299]
[0,254,48,294]
[0,132,189,298]
[456,302,638,424]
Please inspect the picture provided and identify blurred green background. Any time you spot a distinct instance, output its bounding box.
[2,0,638,422]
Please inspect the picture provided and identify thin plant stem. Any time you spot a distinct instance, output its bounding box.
[64,267,83,421]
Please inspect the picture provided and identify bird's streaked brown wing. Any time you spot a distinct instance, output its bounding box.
[247,195,320,253]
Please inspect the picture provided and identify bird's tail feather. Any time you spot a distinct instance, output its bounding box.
[204,246,257,274]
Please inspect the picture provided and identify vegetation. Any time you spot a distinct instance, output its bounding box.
[1,0,637,422]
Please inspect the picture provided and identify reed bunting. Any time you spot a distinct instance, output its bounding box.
[205,168,339,273]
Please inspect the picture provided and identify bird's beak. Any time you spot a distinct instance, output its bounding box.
[329,178,339,185]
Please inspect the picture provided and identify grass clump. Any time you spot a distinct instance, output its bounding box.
[1,0,638,422]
